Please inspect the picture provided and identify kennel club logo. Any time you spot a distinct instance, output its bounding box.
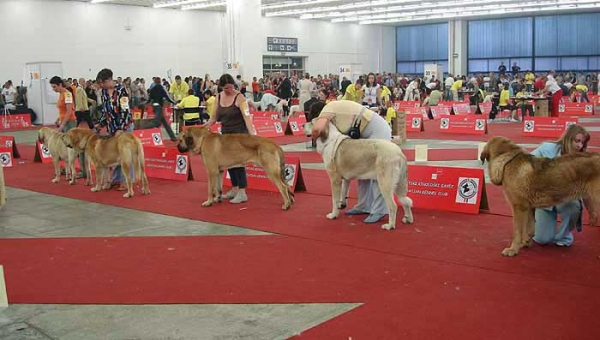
[455,177,479,205]
[41,144,51,158]
[152,133,163,146]
[4,140,12,148]
[290,121,299,132]
[440,118,450,129]
[284,164,296,185]
[175,155,188,175]
[475,119,485,131]
[411,117,421,129]
[0,152,12,167]
[524,120,535,132]
[274,122,283,134]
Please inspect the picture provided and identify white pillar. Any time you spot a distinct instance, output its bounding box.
[448,20,467,76]
[224,0,263,80]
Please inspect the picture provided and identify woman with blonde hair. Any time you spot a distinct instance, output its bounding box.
[531,124,591,247]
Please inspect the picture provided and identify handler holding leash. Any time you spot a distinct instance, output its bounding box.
[531,124,591,247]
[310,100,392,224]
[205,74,257,204]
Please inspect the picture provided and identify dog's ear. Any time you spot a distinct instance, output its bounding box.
[480,144,489,165]
[185,136,194,148]
[37,130,44,144]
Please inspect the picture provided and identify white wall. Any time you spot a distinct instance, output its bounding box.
[262,17,396,76]
[0,0,396,84]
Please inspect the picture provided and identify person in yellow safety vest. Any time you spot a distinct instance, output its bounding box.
[176,89,201,126]
[341,78,365,103]
[380,84,392,105]
[571,84,590,103]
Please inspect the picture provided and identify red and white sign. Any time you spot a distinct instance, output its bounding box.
[405,165,487,214]
[452,103,471,115]
[143,146,192,181]
[438,115,487,135]
[430,105,450,118]
[133,128,164,146]
[477,102,493,116]
[208,123,223,134]
[404,107,430,120]
[253,118,285,138]
[34,140,53,163]
[406,114,424,132]
[223,156,306,193]
[522,117,578,138]
[252,111,280,120]
[286,115,307,136]
[394,101,420,111]
[0,147,13,168]
[0,135,20,158]
[1,114,32,130]
[558,102,594,116]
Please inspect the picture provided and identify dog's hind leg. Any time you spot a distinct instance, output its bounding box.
[522,208,535,248]
[265,165,292,210]
[395,164,414,225]
[378,175,398,231]
[68,149,77,185]
[215,170,224,203]
[503,205,526,257]
[202,168,218,207]
[339,179,350,209]
[91,166,104,192]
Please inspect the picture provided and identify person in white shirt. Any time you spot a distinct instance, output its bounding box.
[1,81,17,110]
[444,75,454,101]
[544,74,562,117]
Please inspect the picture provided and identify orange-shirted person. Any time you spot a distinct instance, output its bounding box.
[50,76,77,132]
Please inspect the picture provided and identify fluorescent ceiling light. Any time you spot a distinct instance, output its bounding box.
[91,0,112,3]
[264,0,422,17]
[358,2,600,24]
[261,0,345,11]
[181,0,226,10]
[153,0,210,9]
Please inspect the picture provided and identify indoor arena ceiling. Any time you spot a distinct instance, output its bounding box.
[76,0,600,24]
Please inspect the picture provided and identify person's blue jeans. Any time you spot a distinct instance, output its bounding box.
[111,124,135,185]
[533,200,582,246]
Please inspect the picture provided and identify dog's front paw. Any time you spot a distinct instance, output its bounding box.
[326,212,338,219]
[101,184,111,190]
[69,180,76,185]
[85,180,92,186]
[202,200,213,207]
[402,215,414,224]
[381,223,395,230]
[123,192,133,198]
[501,247,519,257]
[51,178,59,183]
[90,187,100,192]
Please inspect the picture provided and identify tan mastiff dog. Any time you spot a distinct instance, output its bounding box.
[177,126,294,210]
[65,128,150,198]
[480,136,600,256]
[304,120,414,230]
[37,127,77,184]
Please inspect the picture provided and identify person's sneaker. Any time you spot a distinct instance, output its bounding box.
[230,192,248,204]
[222,189,237,200]
[555,241,572,247]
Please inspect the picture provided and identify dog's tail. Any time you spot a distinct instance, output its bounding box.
[279,148,295,200]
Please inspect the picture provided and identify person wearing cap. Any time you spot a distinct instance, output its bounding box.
[309,99,392,224]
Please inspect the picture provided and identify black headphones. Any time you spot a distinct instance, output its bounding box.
[347,108,365,139]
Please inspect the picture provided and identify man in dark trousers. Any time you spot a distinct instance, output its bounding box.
[147,77,177,141]
[277,72,292,117]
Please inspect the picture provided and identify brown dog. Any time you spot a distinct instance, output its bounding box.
[480,136,599,256]
[177,126,294,210]
[65,128,150,198]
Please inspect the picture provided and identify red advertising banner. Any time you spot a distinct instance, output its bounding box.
[430,105,450,118]
[143,146,193,181]
[477,102,493,116]
[403,107,430,120]
[252,111,280,120]
[0,147,13,168]
[286,115,307,136]
[558,102,594,116]
[406,114,425,132]
[522,117,579,138]
[438,115,487,135]
[133,128,164,147]
[452,103,471,115]
[1,114,32,131]
[394,101,420,111]
[253,118,285,138]
[406,165,488,214]
[0,135,20,158]
[34,140,53,163]
[222,156,306,193]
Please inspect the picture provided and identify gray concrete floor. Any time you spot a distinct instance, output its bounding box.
[2,119,600,339]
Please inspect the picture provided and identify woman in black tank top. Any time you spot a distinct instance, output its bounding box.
[205,74,256,204]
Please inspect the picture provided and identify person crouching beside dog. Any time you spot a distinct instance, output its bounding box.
[49,76,85,179]
[204,73,257,204]
[310,100,392,224]
[95,68,135,191]
[531,124,591,247]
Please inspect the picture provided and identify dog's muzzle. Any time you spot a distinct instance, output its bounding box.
[177,144,188,153]
[303,123,313,137]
